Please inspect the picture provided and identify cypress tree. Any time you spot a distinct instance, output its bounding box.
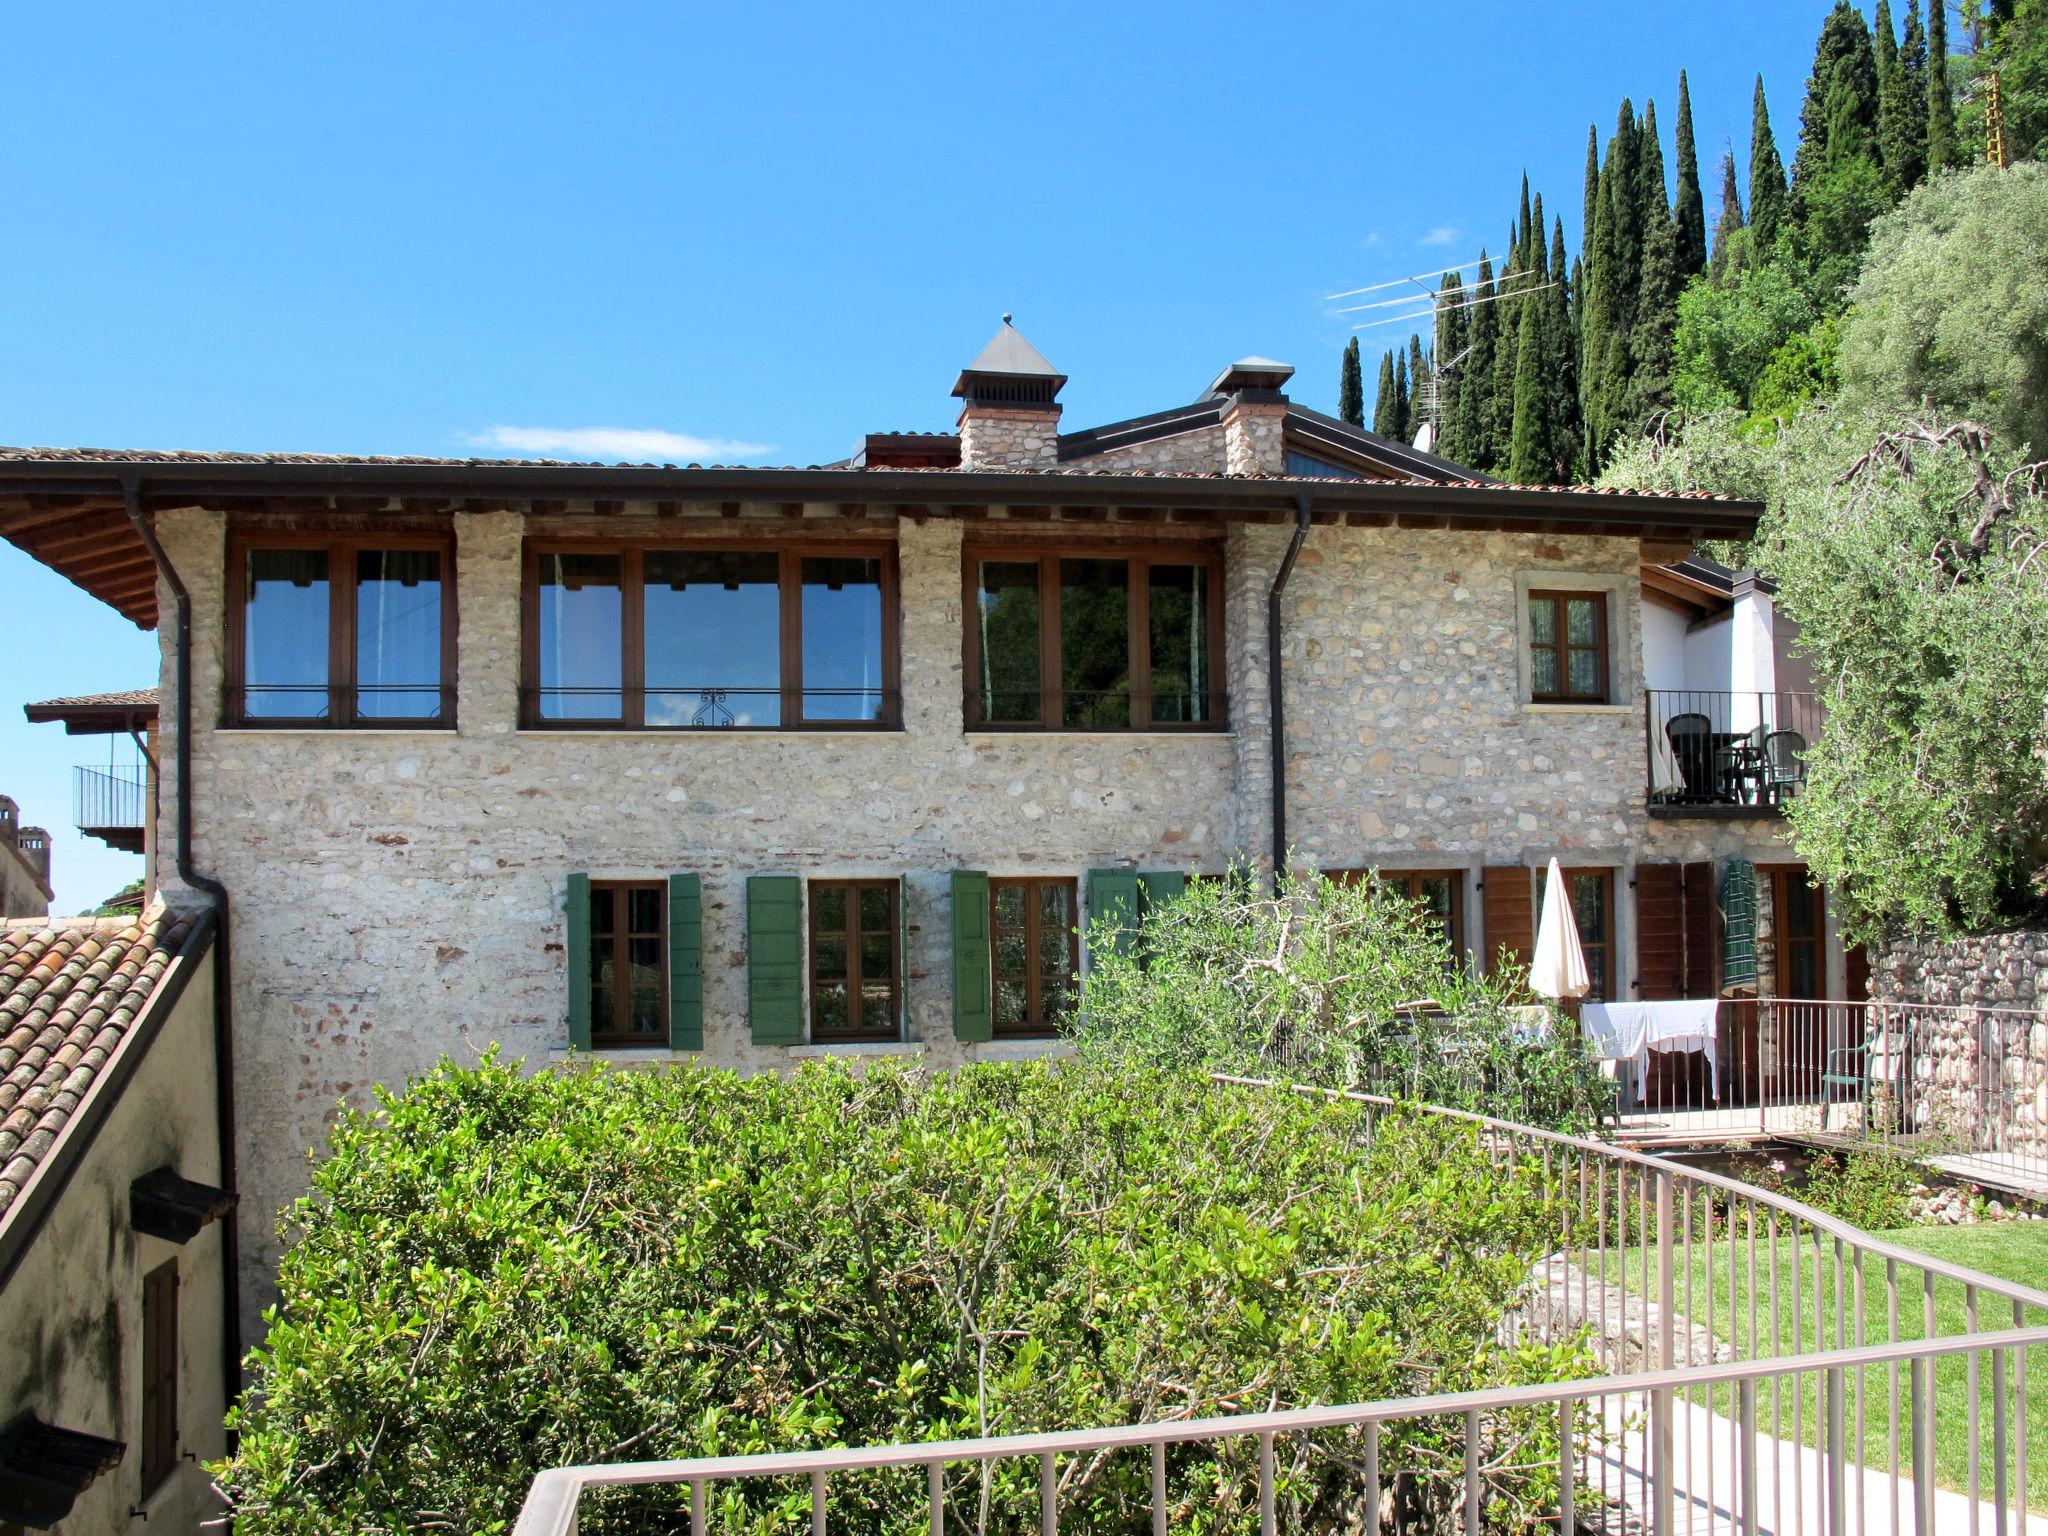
[1750,76,1791,252]
[1547,218,1581,481]
[1517,175,1533,262]
[1708,151,1746,283]
[1338,337,1364,426]
[1435,271,1470,463]
[1582,125,1601,248]
[1673,71,1708,280]
[1489,255,1520,467]
[1791,3,1882,223]
[1628,100,1679,424]
[1372,350,1398,436]
[1925,0,1961,170]
[1506,292,1555,484]
[1454,254,1498,471]
[1405,334,1429,444]
[1875,0,1925,194]
[1901,1,1932,175]
[1395,351,1412,440]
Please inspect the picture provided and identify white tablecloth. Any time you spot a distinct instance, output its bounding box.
[1649,720,1688,799]
[1581,999,1721,1097]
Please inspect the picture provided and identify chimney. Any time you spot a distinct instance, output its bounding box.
[1207,357,1295,476]
[953,316,1066,470]
[17,826,50,886]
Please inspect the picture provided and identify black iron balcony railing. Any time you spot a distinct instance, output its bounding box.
[1646,688,1823,811]
[75,765,146,833]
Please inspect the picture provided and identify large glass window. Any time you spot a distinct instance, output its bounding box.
[991,877,1077,1037]
[232,535,452,725]
[810,879,899,1042]
[590,880,666,1045]
[966,548,1223,731]
[524,544,898,729]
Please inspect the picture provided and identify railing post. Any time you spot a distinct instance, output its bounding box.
[1826,1365,1847,1536]
[1909,1358,1932,1536]
[1463,1410,1481,1534]
[1737,1377,1758,1536]
[1653,1169,1676,1536]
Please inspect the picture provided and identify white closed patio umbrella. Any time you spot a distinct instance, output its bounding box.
[1528,858,1591,1001]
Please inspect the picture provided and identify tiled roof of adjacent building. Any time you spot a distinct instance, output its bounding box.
[24,688,158,712]
[0,904,209,1220]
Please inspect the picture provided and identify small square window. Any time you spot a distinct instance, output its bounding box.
[1528,591,1610,703]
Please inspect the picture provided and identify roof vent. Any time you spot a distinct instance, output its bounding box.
[952,316,1066,412]
[1205,356,1296,401]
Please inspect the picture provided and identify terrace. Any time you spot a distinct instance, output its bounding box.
[509,1074,2047,1536]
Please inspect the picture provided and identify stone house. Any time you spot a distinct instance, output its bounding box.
[2,321,1849,1347]
[0,799,53,921]
[0,905,233,1536]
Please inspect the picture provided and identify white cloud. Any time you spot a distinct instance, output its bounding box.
[461,425,776,463]
[1418,225,1463,249]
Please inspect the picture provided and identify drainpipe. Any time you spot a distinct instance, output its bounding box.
[1267,489,1314,887]
[121,473,243,1446]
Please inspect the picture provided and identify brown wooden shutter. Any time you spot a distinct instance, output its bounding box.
[1845,941,1871,1003]
[140,1258,179,1498]
[1481,866,1534,978]
[1682,861,1718,999]
[1635,864,1686,999]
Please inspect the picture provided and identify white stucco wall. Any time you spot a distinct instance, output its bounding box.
[0,955,226,1536]
[1640,602,1690,694]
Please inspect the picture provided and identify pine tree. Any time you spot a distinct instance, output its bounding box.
[1791,2,1882,223]
[1750,76,1792,252]
[1372,350,1398,436]
[1338,337,1364,426]
[1901,1,1932,173]
[1506,289,1555,484]
[1673,71,1708,281]
[1393,351,1411,441]
[1875,0,1925,194]
[1925,0,1961,170]
[1708,151,1746,282]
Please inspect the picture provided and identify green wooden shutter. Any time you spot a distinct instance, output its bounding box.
[898,874,912,1041]
[565,872,592,1051]
[1139,870,1187,913]
[747,875,805,1045]
[668,873,704,1051]
[951,871,993,1042]
[1086,868,1142,962]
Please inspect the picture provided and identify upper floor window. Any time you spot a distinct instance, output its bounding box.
[965,546,1224,730]
[1528,590,1610,704]
[229,535,452,725]
[523,543,897,729]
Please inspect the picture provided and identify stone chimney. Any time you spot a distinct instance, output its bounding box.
[953,317,1066,470]
[1208,357,1295,476]
[17,826,50,885]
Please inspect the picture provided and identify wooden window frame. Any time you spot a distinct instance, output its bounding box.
[225,530,458,728]
[1560,867,1618,1002]
[989,876,1079,1038]
[1761,863,1827,1001]
[140,1257,178,1501]
[961,543,1227,732]
[589,879,668,1048]
[1326,868,1466,966]
[519,538,901,730]
[1528,590,1611,704]
[808,879,901,1043]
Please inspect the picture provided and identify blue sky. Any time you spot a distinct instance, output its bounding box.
[0,0,1829,913]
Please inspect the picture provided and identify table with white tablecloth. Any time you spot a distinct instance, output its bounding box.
[1580,999,1722,1099]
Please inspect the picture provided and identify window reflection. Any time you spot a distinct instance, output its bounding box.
[355,550,443,720]
[1060,558,1130,728]
[538,553,623,720]
[245,549,331,718]
[801,556,884,722]
[645,551,781,727]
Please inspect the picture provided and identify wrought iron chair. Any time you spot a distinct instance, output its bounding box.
[1822,1009,1915,1134]
[1761,729,1808,804]
[1665,712,1715,802]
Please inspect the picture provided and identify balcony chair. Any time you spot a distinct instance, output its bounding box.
[1821,1011,1916,1135]
[1665,712,1715,803]
[1761,729,1808,804]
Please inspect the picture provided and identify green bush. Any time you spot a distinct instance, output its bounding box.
[219,1056,1591,1534]
[1069,867,1614,1133]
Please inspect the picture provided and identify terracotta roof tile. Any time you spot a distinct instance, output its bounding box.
[0,904,204,1220]
[24,688,157,712]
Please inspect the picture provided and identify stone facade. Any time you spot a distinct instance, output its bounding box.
[956,407,1061,469]
[147,489,1821,1335]
[1873,930,2048,1161]
[1222,401,1288,477]
[0,796,53,919]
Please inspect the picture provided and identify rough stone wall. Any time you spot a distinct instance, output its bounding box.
[0,958,225,1536]
[1222,403,1288,476]
[1873,931,2048,1159]
[152,499,1810,1331]
[956,408,1060,469]
[1075,423,1228,473]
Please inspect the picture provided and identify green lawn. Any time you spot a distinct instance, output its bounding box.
[1599,1220,2048,1510]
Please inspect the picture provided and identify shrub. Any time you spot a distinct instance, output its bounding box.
[1069,867,1614,1133]
[219,1055,1591,1534]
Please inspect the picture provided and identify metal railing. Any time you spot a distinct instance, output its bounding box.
[1619,998,2048,1196]
[73,765,146,832]
[1647,689,1824,810]
[509,1081,2048,1535]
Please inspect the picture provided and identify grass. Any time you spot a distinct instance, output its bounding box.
[1597,1217,2048,1511]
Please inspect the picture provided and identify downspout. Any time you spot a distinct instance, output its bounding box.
[1267,489,1314,887]
[121,472,243,1446]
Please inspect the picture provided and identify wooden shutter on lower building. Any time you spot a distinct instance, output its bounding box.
[898,874,912,1038]
[951,871,992,1042]
[667,874,703,1051]
[1085,868,1142,962]
[747,875,804,1046]
[140,1258,178,1498]
[1635,864,1687,999]
[1683,861,1718,999]
[564,873,592,1050]
[1481,866,1535,978]
[1139,871,1187,911]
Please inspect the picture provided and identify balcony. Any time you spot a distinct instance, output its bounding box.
[74,765,147,853]
[1645,688,1822,817]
